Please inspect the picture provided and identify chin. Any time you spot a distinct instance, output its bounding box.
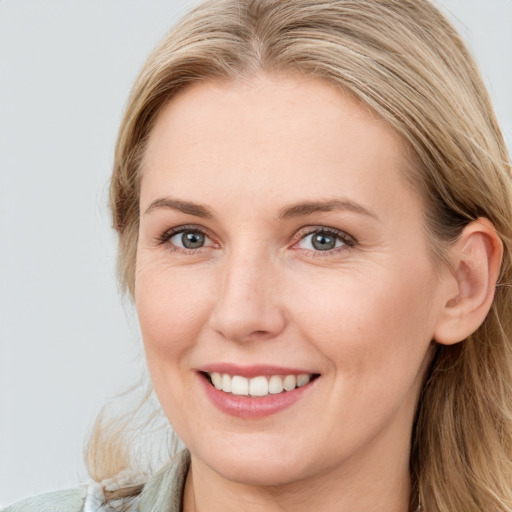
[209,452,309,487]
[187,431,326,487]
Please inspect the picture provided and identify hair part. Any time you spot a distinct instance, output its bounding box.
[96,1,512,510]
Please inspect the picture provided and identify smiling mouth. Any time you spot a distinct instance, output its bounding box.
[202,372,320,397]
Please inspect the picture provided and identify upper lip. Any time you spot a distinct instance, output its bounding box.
[199,363,319,378]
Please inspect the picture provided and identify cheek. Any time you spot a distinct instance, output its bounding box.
[291,261,437,386]
[134,262,217,429]
[135,261,214,366]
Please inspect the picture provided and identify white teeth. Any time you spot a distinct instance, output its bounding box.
[283,374,297,391]
[211,372,222,390]
[297,374,311,387]
[231,375,249,396]
[207,372,315,396]
[268,375,284,394]
[249,376,268,397]
[222,373,232,393]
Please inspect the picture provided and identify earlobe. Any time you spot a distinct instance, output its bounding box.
[434,218,503,346]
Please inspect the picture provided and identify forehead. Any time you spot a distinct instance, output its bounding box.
[141,73,416,216]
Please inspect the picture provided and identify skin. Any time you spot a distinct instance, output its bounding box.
[135,74,461,511]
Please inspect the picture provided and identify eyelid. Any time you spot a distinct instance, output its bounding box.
[154,224,356,255]
[156,224,216,249]
[291,226,357,252]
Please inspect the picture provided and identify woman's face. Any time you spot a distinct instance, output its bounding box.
[136,74,449,487]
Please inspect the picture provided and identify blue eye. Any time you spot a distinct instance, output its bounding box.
[174,231,204,249]
[297,229,351,251]
[167,229,213,250]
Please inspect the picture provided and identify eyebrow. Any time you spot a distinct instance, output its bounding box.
[143,196,378,221]
[278,198,379,220]
[144,198,214,219]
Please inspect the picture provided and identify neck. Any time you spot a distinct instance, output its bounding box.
[183,438,411,512]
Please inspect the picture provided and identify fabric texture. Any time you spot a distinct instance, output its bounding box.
[139,450,190,512]
[2,487,87,512]
[2,450,191,512]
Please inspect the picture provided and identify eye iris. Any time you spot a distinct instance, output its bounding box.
[312,232,336,250]
[182,231,205,249]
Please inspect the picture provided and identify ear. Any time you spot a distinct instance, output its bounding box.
[434,218,503,345]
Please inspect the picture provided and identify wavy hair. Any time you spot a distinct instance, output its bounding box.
[88,1,512,510]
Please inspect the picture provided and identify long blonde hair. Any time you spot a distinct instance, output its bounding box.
[89,1,512,510]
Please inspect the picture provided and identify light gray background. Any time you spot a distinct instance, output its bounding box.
[1,0,511,506]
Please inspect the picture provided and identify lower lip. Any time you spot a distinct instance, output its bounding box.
[199,374,317,419]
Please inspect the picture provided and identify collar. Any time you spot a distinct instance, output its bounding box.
[138,450,190,512]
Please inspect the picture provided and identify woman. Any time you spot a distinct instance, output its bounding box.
[5,0,511,511]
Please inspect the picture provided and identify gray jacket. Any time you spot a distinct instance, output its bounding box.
[2,450,190,512]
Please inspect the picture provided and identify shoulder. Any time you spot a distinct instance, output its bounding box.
[1,483,108,512]
[2,487,87,512]
[2,450,191,512]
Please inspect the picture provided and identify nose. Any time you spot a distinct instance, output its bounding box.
[209,248,287,343]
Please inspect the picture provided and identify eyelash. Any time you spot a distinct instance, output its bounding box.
[156,225,215,254]
[156,225,357,256]
[293,227,356,257]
